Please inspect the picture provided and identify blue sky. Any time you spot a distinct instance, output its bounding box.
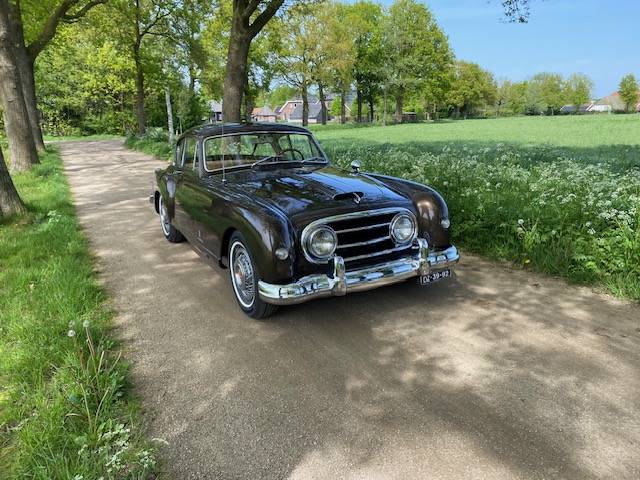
[407,0,639,98]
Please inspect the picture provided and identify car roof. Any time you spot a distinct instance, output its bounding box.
[177,122,312,140]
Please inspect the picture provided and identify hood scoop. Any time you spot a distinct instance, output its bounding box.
[333,191,365,204]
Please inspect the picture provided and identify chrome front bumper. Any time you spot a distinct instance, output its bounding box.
[258,239,459,306]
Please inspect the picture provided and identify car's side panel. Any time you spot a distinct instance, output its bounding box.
[366,173,452,248]
[203,182,297,284]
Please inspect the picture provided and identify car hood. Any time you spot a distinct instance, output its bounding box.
[224,165,411,222]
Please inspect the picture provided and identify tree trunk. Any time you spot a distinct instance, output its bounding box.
[383,85,387,126]
[356,88,362,123]
[0,2,39,171]
[223,21,251,123]
[243,75,254,122]
[0,147,25,217]
[301,80,309,126]
[165,86,174,145]
[340,86,346,124]
[318,82,327,125]
[134,48,146,135]
[368,96,374,123]
[6,1,45,151]
[394,89,404,123]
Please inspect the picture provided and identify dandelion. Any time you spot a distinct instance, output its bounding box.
[588,228,596,235]
[585,221,592,227]
[83,319,90,329]
[517,218,525,226]
[67,329,76,338]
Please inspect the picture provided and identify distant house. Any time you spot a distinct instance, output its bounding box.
[592,92,626,112]
[208,100,223,122]
[277,98,310,121]
[560,103,594,114]
[289,101,331,124]
[251,105,277,123]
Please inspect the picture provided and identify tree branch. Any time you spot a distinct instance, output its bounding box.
[62,0,106,21]
[248,0,284,38]
[27,0,106,60]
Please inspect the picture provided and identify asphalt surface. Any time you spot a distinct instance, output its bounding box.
[61,140,640,480]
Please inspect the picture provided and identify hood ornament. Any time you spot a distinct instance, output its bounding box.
[353,192,362,204]
[350,160,361,173]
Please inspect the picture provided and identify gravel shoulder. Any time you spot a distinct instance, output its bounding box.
[61,139,640,480]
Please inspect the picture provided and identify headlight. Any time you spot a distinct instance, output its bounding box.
[306,226,337,260]
[441,218,450,229]
[390,213,417,245]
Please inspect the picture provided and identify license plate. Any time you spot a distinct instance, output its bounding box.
[419,269,451,285]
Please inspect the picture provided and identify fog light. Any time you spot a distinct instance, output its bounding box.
[275,248,289,260]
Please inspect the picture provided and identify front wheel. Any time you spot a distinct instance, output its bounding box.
[229,232,278,319]
[158,195,184,243]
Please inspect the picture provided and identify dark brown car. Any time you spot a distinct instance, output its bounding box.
[151,123,459,318]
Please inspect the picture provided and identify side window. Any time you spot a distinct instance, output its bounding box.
[183,137,197,170]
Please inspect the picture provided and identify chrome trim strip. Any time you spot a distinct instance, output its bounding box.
[301,207,415,265]
[334,222,390,234]
[343,244,415,263]
[258,242,460,305]
[337,235,389,249]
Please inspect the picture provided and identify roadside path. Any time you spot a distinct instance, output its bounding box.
[61,140,640,479]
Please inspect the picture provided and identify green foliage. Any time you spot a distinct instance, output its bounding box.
[563,73,593,112]
[0,149,156,478]
[125,130,173,161]
[527,72,564,115]
[618,73,639,112]
[447,61,497,118]
[315,115,640,299]
[383,0,453,108]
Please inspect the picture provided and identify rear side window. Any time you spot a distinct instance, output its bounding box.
[182,137,197,169]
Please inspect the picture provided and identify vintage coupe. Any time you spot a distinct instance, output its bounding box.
[151,123,459,318]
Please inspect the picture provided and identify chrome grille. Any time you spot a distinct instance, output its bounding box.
[302,208,417,267]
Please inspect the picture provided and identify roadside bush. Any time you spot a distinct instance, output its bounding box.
[125,129,173,161]
[324,141,640,299]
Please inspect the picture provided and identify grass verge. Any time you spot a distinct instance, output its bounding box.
[0,148,157,478]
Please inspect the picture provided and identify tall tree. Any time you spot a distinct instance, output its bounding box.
[350,1,383,123]
[222,0,285,122]
[564,73,593,113]
[111,0,173,135]
[619,74,639,113]
[383,0,451,123]
[0,146,25,217]
[529,72,564,115]
[447,60,496,118]
[6,0,107,151]
[276,4,315,126]
[0,0,39,171]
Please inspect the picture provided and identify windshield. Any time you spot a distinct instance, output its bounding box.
[203,132,325,172]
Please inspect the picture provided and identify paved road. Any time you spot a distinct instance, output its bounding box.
[61,140,640,480]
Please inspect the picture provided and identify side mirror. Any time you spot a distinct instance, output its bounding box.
[350,160,361,173]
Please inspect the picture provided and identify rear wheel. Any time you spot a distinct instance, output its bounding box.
[158,195,184,243]
[229,232,278,319]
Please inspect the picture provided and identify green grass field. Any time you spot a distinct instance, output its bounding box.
[314,115,640,299]
[0,149,156,478]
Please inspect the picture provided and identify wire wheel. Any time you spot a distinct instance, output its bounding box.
[230,241,255,308]
[159,196,171,236]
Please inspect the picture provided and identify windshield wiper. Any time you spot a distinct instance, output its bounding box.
[251,155,282,169]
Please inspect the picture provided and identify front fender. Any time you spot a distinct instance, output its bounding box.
[224,195,296,284]
[366,173,452,248]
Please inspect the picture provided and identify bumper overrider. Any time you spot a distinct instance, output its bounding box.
[258,238,459,306]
